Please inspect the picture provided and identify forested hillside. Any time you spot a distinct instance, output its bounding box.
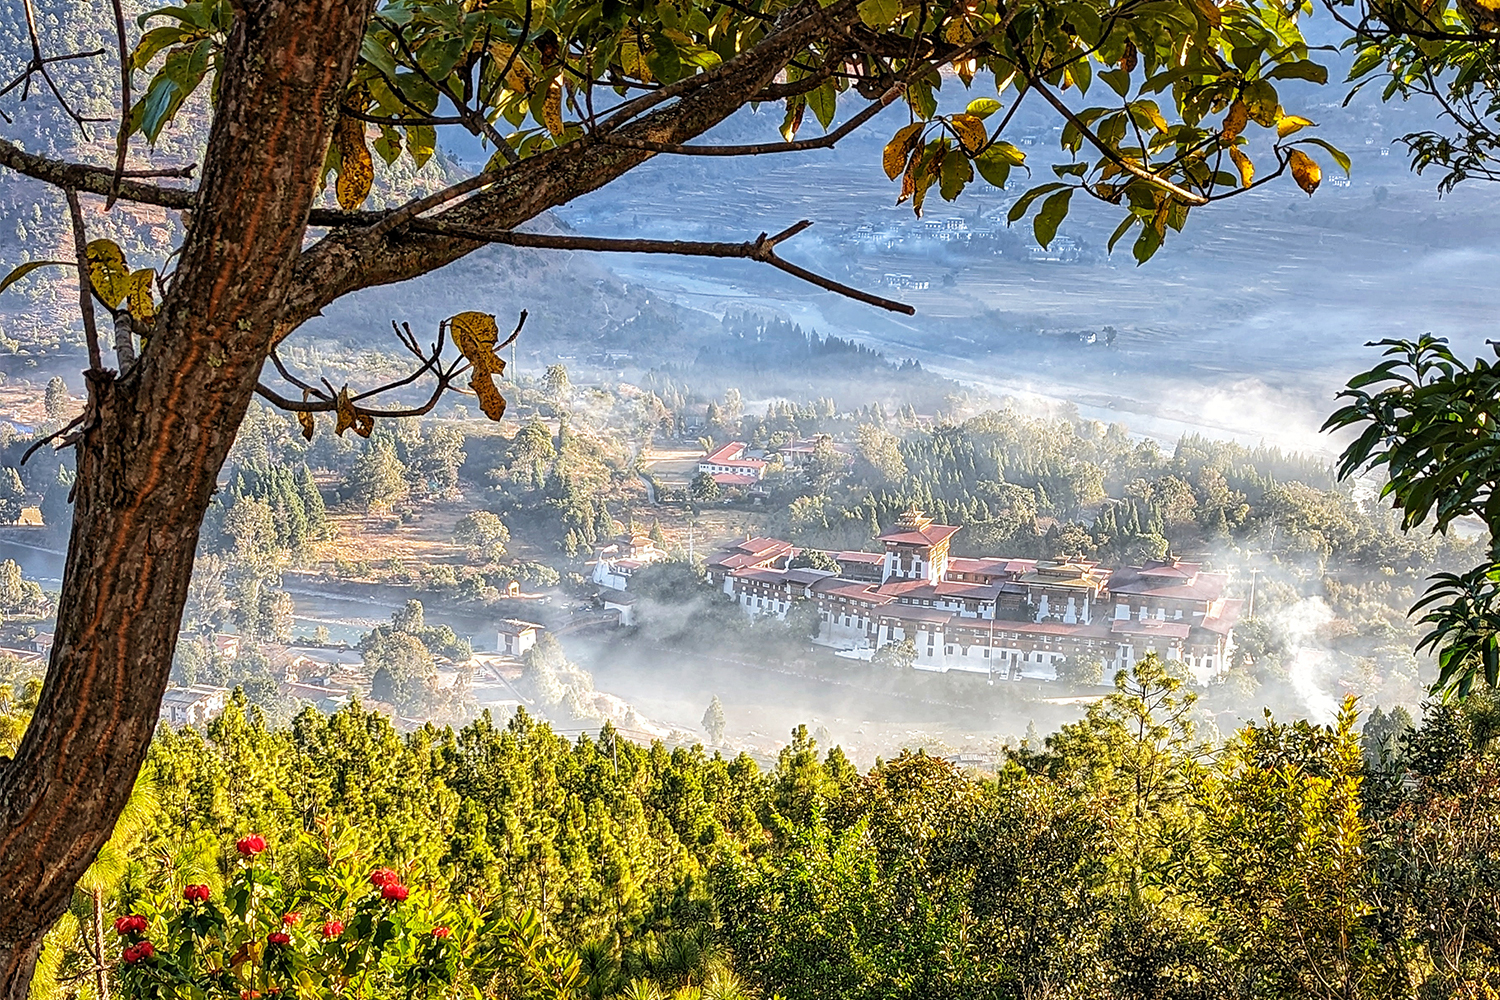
[5,658,1497,1000]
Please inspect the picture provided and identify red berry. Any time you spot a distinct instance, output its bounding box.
[184,884,211,903]
[281,912,300,926]
[267,932,290,946]
[114,915,147,936]
[321,920,344,939]
[380,883,409,902]
[431,926,451,939]
[368,868,397,888]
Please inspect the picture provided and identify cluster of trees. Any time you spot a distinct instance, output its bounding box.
[10,658,1500,1000]
[361,600,473,717]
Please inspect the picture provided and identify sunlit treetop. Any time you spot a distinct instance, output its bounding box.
[129,0,1345,264]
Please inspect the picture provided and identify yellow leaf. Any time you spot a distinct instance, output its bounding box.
[944,18,974,44]
[1229,146,1254,188]
[899,147,922,203]
[471,373,508,421]
[1220,99,1248,142]
[126,269,156,323]
[335,386,356,436]
[620,40,652,83]
[488,42,534,92]
[450,311,505,376]
[1276,114,1316,138]
[335,116,373,211]
[883,123,923,179]
[1288,148,1320,195]
[544,76,564,137]
[86,239,130,309]
[949,114,989,155]
[1191,0,1222,27]
[0,260,69,296]
[297,396,315,441]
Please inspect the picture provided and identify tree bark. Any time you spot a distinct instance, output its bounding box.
[0,2,373,996]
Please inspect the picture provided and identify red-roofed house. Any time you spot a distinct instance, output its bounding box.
[590,533,667,591]
[698,442,767,484]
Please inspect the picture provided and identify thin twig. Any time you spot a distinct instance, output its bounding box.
[21,415,84,465]
[106,0,131,209]
[363,169,503,240]
[410,218,915,314]
[65,189,102,372]
[603,83,902,156]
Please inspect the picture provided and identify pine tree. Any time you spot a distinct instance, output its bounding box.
[702,696,726,744]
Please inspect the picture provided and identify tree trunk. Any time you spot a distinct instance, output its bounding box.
[0,2,372,996]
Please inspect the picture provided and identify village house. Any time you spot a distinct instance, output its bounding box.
[158,685,229,727]
[708,510,1240,682]
[497,619,545,657]
[589,533,667,591]
[697,441,767,487]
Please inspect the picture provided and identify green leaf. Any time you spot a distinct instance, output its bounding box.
[1099,68,1131,98]
[857,0,900,28]
[939,153,973,201]
[1033,188,1074,248]
[807,80,837,131]
[407,124,436,168]
[0,261,68,296]
[1007,182,1067,224]
[966,97,1002,119]
[1132,223,1163,263]
[1348,46,1384,82]
[1299,137,1352,175]
[1267,60,1329,85]
[1107,214,1136,252]
[974,150,1012,189]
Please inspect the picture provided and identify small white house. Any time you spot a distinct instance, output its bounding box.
[159,685,229,727]
[497,619,544,656]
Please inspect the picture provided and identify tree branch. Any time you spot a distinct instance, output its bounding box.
[0,139,196,208]
[64,189,102,373]
[407,218,915,314]
[105,0,131,210]
[603,83,902,156]
[1026,74,1209,207]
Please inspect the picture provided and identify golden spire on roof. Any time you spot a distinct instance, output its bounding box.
[895,508,933,531]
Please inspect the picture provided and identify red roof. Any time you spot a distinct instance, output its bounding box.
[835,551,885,565]
[703,442,748,463]
[947,557,1033,579]
[1111,618,1193,640]
[878,606,955,625]
[1108,564,1227,602]
[879,523,961,547]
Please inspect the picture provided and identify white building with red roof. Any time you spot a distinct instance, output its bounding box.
[698,442,767,486]
[705,513,1240,680]
[590,533,667,591]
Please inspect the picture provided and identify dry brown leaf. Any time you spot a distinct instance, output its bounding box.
[471,373,508,421]
[883,123,923,179]
[1288,148,1320,195]
[335,386,356,436]
[1228,146,1254,188]
[1220,99,1248,143]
